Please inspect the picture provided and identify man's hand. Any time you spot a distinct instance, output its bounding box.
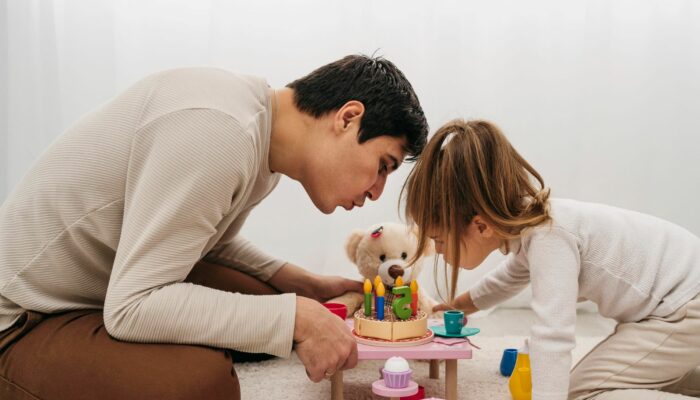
[294,296,358,382]
[313,275,363,303]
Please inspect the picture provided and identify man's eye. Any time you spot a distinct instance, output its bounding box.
[379,163,388,174]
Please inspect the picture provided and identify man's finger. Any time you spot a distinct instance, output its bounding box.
[345,279,364,293]
[433,303,451,312]
[341,342,359,370]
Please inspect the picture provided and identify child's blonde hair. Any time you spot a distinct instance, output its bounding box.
[401,119,551,302]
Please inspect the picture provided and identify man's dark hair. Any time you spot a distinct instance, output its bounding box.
[286,54,428,162]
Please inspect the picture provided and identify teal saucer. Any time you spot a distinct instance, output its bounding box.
[430,325,480,338]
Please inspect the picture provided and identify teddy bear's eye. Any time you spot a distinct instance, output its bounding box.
[401,252,408,260]
[379,254,386,262]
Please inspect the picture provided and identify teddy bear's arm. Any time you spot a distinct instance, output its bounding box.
[326,291,364,319]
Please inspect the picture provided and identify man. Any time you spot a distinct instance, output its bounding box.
[0,54,428,399]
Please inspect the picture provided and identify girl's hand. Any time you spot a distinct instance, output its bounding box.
[432,303,453,312]
[432,291,479,315]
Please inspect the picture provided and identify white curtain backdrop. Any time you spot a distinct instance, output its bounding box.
[2,0,700,307]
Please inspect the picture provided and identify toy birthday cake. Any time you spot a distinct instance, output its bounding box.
[353,277,429,342]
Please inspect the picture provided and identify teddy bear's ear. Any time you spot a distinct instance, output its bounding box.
[345,229,365,264]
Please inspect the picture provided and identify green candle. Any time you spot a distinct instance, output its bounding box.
[363,279,372,316]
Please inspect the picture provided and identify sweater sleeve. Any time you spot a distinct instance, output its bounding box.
[204,208,287,282]
[469,253,531,311]
[104,108,296,357]
[526,228,581,400]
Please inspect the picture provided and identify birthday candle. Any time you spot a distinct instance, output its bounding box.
[410,280,419,316]
[395,276,404,287]
[376,282,386,320]
[374,275,381,312]
[363,279,372,316]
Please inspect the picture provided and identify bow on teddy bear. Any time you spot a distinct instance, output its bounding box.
[328,222,439,318]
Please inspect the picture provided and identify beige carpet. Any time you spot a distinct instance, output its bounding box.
[236,335,605,399]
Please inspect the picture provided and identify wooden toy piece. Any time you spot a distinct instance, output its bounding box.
[391,285,412,320]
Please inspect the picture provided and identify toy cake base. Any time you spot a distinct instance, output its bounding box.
[352,328,434,347]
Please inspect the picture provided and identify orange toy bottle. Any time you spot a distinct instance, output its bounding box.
[508,339,532,400]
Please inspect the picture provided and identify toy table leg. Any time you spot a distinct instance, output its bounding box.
[445,359,457,400]
[429,359,440,379]
[331,371,344,400]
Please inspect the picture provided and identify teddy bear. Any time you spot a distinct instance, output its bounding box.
[328,222,440,318]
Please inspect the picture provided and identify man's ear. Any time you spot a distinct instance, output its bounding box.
[472,215,494,238]
[345,229,365,264]
[334,100,365,132]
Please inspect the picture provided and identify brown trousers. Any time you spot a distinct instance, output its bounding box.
[0,261,281,400]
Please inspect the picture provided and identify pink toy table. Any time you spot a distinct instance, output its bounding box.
[330,319,473,400]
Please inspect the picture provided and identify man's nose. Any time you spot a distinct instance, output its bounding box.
[366,176,387,201]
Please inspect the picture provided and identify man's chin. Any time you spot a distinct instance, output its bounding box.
[313,202,336,215]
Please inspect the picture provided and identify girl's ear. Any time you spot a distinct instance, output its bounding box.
[472,215,494,238]
[345,229,365,264]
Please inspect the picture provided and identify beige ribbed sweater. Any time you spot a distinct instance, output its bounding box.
[0,68,297,357]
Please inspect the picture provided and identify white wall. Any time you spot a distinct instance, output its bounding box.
[3,0,700,307]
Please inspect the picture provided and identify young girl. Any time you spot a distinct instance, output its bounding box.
[402,119,700,400]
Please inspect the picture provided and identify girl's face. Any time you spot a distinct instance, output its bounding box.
[428,216,503,269]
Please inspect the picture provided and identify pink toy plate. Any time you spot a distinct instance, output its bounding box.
[371,379,419,397]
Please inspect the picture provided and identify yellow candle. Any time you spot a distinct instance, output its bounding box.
[376,281,385,296]
[373,275,381,311]
[410,280,418,293]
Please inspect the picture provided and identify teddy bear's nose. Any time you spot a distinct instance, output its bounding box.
[388,265,404,279]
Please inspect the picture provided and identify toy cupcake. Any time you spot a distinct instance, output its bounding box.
[381,356,412,388]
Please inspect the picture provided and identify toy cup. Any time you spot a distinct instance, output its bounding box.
[323,303,347,320]
[499,348,518,376]
[444,310,465,334]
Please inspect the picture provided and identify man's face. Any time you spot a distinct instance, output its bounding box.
[303,125,407,214]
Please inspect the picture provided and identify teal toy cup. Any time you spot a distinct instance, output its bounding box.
[444,310,465,334]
